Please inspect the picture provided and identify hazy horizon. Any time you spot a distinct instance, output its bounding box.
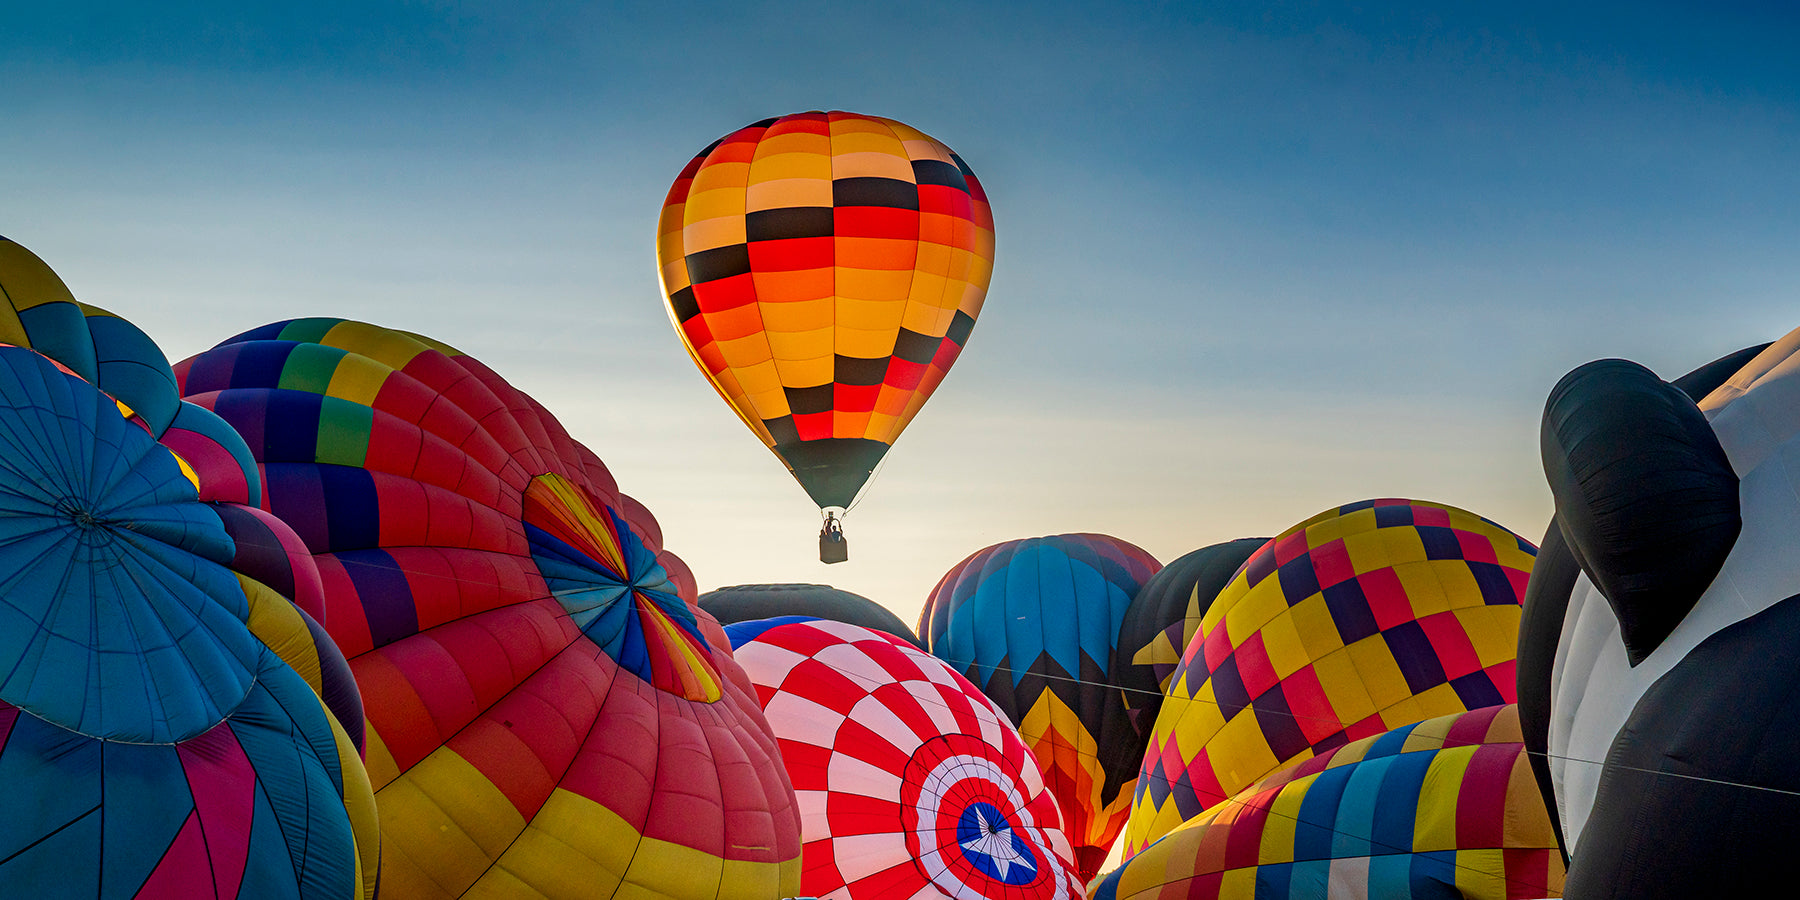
[6,0,1796,624]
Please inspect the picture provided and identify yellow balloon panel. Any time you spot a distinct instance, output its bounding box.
[1096,706,1565,900]
[1124,499,1537,857]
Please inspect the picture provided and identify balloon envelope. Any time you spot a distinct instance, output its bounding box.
[1125,499,1536,857]
[0,240,376,898]
[1112,539,1268,739]
[919,533,1162,880]
[1524,333,1800,895]
[700,582,920,646]
[1094,705,1564,900]
[655,111,995,511]
[179,318,801,898]
[725,616,1085,900]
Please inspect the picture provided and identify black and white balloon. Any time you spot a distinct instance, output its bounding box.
[1519,334,1800,897]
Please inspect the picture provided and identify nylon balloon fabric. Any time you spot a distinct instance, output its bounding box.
[1093,706,1564,900]
[724,617,1085,900]
[655,111,995,510]
[0,239,377,898]
[700,582,921,647]
[1112,539,1268,740]
[0,237,184,438]
[1523,332,1800,895]
[1125,500,1536,857]
[178,318,802,899]
[919,534,1162,881]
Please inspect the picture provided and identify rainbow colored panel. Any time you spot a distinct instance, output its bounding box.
[1095,706,1565,900]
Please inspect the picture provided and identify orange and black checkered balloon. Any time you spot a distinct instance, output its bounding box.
[656,111,995,509]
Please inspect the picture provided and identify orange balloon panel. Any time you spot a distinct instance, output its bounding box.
[657,111,995,509]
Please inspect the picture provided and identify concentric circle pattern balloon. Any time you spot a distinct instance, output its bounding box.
[0,239,377,898]
[1095,706,1564,900]
[725,617,1084,900]
[655,111,995,510]
[920,533,1162,880]
[1125,500,1536,857]
[178,317,801,899]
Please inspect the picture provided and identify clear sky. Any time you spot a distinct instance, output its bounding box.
[4,1,1797,626]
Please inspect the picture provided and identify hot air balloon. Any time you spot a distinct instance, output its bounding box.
[1124,500,1535,858]
[0,238,378,898]
[655,111,995,561]
[1093,705,1565,900]
[1518,335,1800,897]
[700,582,920,646]
[1112,539,1268,738]
[919,533,1162,881]
[178,318,802,899]
[724,616,1085,899]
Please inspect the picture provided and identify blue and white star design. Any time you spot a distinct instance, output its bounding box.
[909,748,1078,896]
[957,801,1039,885]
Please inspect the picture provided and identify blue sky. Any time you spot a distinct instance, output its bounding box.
[5,1,1797,619]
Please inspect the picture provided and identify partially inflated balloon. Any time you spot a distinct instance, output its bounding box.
[1094,706,1564,900]
[725,617,1084,900]
[1125,500,1535,857]
[920,533,1161,880]
[0,239,377,898]
[656,111,995,531]
[179,318,801,899]
[700,583,920,647]
[1112,539,1268,739]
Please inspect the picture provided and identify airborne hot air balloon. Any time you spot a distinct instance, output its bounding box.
[919,533,1162,881]
[724,617,1085,900]
[1125,500,1536,858]
[655,111,995,561]
[0,239,378,898]
[1093,705,1565,900]
[178,318,802,899]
